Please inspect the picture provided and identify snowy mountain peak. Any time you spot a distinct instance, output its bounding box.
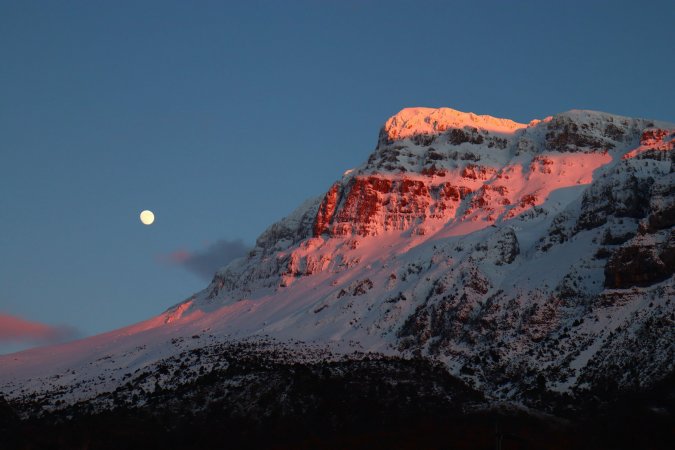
[1,107,673,419]
[379,107,527,147]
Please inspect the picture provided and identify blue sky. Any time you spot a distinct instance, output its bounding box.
[1,0,673,353]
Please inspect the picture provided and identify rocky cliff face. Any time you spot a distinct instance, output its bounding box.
[1,107,673,418]
[216,109,671,300]
[306,108,654,239]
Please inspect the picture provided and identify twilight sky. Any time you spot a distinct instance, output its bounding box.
[1,0,673,354]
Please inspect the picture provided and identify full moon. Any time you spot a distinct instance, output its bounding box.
[140,210,155,225]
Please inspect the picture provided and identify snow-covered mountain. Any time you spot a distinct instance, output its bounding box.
[1,106,673,417]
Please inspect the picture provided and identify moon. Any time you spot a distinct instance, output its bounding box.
[139,210,155,225]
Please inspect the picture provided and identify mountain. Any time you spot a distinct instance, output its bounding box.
[1,106,674,449]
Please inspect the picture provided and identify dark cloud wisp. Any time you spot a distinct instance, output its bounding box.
[167,239,250,280]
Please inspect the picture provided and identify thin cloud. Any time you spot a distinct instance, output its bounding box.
[165,239,249,280]
[0,313,80,345]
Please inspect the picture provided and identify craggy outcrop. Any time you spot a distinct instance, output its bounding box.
[604,230,674,289]
[313,182,340,236]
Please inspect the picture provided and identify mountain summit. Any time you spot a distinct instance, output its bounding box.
[1,107,673,430]
[380,107,528,142]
